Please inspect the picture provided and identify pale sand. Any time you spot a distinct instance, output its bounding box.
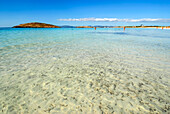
[0,45,169,113]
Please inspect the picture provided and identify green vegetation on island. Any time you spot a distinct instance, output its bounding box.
[12,22,61,28]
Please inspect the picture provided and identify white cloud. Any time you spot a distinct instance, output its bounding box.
[58,18,170,22]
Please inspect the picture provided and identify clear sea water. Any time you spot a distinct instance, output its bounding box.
[0,28,170,113]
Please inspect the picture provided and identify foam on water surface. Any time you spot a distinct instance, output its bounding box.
[0,28,170,113]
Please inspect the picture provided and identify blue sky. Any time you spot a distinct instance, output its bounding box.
[0,0,170,27]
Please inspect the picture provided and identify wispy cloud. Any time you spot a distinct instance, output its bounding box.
[58,18,170,22]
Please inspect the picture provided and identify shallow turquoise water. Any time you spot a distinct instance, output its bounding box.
[0,28,170,113]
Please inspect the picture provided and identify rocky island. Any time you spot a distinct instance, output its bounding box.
[12,22,61,28]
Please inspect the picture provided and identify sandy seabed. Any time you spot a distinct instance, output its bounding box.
[0,28,170,113]
[0,43,169,114]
